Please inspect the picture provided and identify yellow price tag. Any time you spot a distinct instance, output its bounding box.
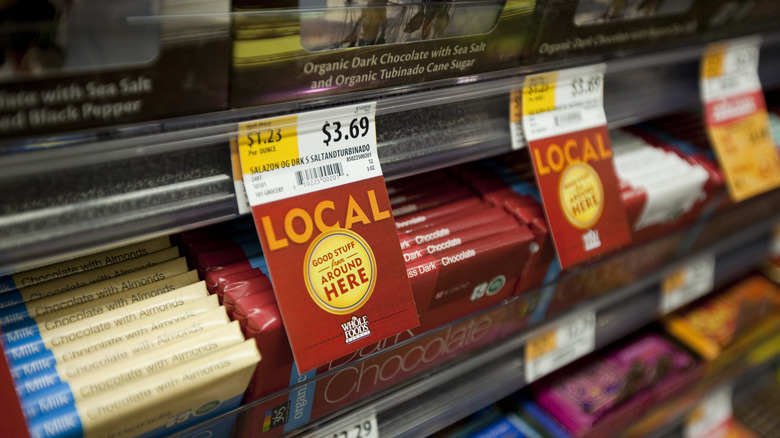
[701,50,725,79]
[522,72,558,116]
[510,89,523,125]
[687,406,704,425]
[526,330,557,361]
[662,269,687,295]
[237,115,299,175]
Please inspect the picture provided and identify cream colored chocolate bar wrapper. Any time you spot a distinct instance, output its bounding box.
[28,340,260,438]
[30,270,199,335]
[49,292,219,363]
[56,304,228,374]
[9,303,228,387]
[0,236,171,294]
[67,321,245,400]
[4,280,210,361]
[15,316,241,400]
[0,257,190,327]
[0,247,181,310]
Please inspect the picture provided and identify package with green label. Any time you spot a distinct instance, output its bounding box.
[231,0,536,108]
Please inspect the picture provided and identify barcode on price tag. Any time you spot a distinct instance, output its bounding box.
[525,310,596,383]
[685,385,733,438]
[659,254,715,314]
[312,411,379,438]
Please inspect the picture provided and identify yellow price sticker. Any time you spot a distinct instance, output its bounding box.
[510,89,523,124]
[687,406,705,425]
[522,72,558,117]
[237,115,299,175]
[662,269,687,294]
[701,50,725,79]
[526,330,557,361]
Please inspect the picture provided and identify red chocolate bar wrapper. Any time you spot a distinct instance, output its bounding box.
[215,268,268,299]
[175,217,255,248]
[498,194,556,295]
[236,306,509,437]
[398,206,510,251]
[185,231,259,266]
[460,171,513,196]
[385,170,453,196]
[403,215,522,263]
[391,186,474,217]
[407,226,534,331]
[243,303,295,401]
[394,197,486,230]
[224,274,274,315]
[483,189,538,212]
[196,243,262,277]
[389,180,467,207]
[233,291,279,331]
[515,218,556,295]
[201,256,262,293]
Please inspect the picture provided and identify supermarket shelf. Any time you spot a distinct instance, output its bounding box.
[166,206,780,438]
[367,215,776,438]
[4,33,780,274]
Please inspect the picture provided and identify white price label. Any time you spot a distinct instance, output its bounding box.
[685,385,733,438]
[230,137,252,214]
[701,37,762,102]
[238,102,380,206]
[772,224,780,258]
[525,310,596,383]
[313,412,379,438]
[512,64,607,148]
[659,254,716,314]
[234,181,251,214]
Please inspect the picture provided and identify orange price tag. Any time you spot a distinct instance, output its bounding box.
[525,310,596,382]
[526,330,557,362]
[662,269,687,294]
[659,255,715,314]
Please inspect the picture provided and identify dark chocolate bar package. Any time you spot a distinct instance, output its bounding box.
[0,0,231,141]
[231,0,535,108]
[698,0,780,37]
[528,0,704,62]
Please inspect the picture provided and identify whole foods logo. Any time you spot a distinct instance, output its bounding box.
[341,315,371,344]
[303,229,377,315]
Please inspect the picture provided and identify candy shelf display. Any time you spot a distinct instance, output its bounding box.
[2,2,780,438]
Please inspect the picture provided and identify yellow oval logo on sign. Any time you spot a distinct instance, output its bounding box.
[559,163,604,229]
[303,229,376,315]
